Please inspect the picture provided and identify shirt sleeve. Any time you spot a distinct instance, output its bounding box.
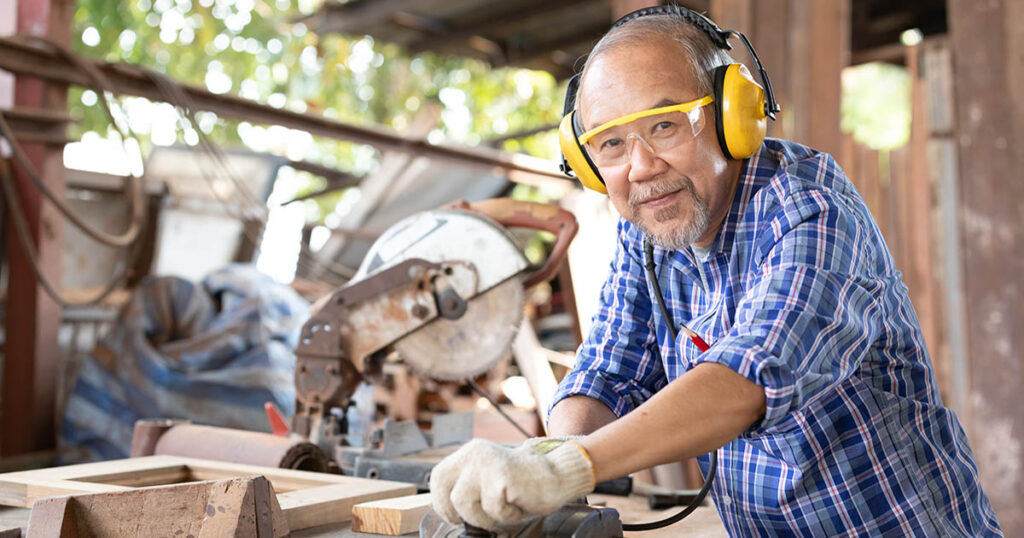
[549,219,668,419]
[692,180,890,430]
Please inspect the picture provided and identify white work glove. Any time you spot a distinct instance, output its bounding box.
[429,437,595,530]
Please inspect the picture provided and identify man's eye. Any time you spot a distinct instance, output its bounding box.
[599,138,624,151]
[653,121,677,134]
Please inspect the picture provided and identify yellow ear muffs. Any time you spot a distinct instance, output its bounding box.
[558,111,607,194]
[713,63,768,160]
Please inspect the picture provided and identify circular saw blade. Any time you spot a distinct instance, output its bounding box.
[396,277,525,381]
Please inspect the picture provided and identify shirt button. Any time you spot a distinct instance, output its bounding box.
[721,495,732,506]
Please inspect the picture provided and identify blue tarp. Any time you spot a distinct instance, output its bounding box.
[59,264,309,463]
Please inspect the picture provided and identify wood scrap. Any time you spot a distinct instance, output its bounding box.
[24,475,288,538]
[351,493,432,536]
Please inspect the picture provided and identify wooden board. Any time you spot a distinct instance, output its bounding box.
[0,455,415,531]
[351,493,432,536]
[25,475,288,538]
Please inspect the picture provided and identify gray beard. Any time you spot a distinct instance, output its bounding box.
[628,176,710,250]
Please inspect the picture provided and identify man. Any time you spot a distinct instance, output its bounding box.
[431,7,1001,536]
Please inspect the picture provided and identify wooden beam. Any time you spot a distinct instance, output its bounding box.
[750,0,789,140]
[285,159,362,187]
[351,493,432,536]
[947,0,1024,534]
[306,0,429,34]
[1,0,73,457]
[512,319,559,431]
[0,0,13,109]
[407,0,597,56]
[899,42,941,415]
[611,0,659,19]
[500,21,609,66]
[805,0,848,158]
[0,37,573,188]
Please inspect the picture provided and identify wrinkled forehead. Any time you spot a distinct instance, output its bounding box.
[577,41,701,130]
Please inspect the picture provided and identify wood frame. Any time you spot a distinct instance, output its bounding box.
[0,455,416,531]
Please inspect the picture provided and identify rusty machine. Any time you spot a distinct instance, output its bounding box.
[289,198,577,484]
[131,199,707,537]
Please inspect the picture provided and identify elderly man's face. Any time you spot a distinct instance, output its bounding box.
[579,36,741,249]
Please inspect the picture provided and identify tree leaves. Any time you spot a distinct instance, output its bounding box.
[70,0,566,220]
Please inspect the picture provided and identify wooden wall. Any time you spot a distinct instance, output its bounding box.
[707,0,1024,531]
[948,0,1024,533]
[710,0,849,158]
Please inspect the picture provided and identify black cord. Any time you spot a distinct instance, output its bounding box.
[465,378,532,439]
[619,241,718,532]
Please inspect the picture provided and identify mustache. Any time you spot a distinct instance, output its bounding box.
[628,176,696,207]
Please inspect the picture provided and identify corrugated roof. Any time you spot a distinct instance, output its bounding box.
[305,0,948,78]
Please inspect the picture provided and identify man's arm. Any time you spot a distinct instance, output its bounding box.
[547,395,618,436]
[580,362,765,482]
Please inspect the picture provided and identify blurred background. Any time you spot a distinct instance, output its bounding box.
[0,0,1020,533]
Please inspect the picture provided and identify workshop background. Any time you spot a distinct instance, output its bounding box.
[0,0,1021,534]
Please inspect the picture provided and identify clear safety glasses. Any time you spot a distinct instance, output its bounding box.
[578,95,714,167]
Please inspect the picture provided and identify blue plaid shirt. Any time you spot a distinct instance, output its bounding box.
[552,139,1001,536]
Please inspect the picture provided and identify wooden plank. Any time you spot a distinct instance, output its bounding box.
[751,0,790,140]
[784,0,811,146]
[24,476,288,538]
[902,43,942,404]
[512,320,559,429]
[0,456,415,532]
[806,0,847,157]
[277,482,416,531]
[927,136,968,415]
[22,496,71,538]
[351,493,432,536]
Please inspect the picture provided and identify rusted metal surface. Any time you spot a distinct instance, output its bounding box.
[0,36,572,188]
[292,258,456,428]
[465,198,578,288]
[1,0,73,457]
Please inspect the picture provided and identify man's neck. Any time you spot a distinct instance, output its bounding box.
[693,159,744,247]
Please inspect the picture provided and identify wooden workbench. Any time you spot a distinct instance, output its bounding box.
[292,493,728,537]
[0,494,726,537]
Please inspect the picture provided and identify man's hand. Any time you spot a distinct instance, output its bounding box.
[429,438,595,529]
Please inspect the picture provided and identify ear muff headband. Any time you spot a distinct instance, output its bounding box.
[558,111,607,193]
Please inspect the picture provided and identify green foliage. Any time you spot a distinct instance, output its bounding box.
[840,62,911,151]
[70,0,567,222]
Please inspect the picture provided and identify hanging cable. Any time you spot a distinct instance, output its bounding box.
[0,36,146,248]
[0,159,134,307]
[140,67,358,283]
[465,377,531,439]
[616,241,719,532]
[0,36,155,306]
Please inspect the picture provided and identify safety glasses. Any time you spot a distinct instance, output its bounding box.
[579,95,714,167]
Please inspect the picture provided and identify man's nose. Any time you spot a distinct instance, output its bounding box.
[626,134,663,181]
